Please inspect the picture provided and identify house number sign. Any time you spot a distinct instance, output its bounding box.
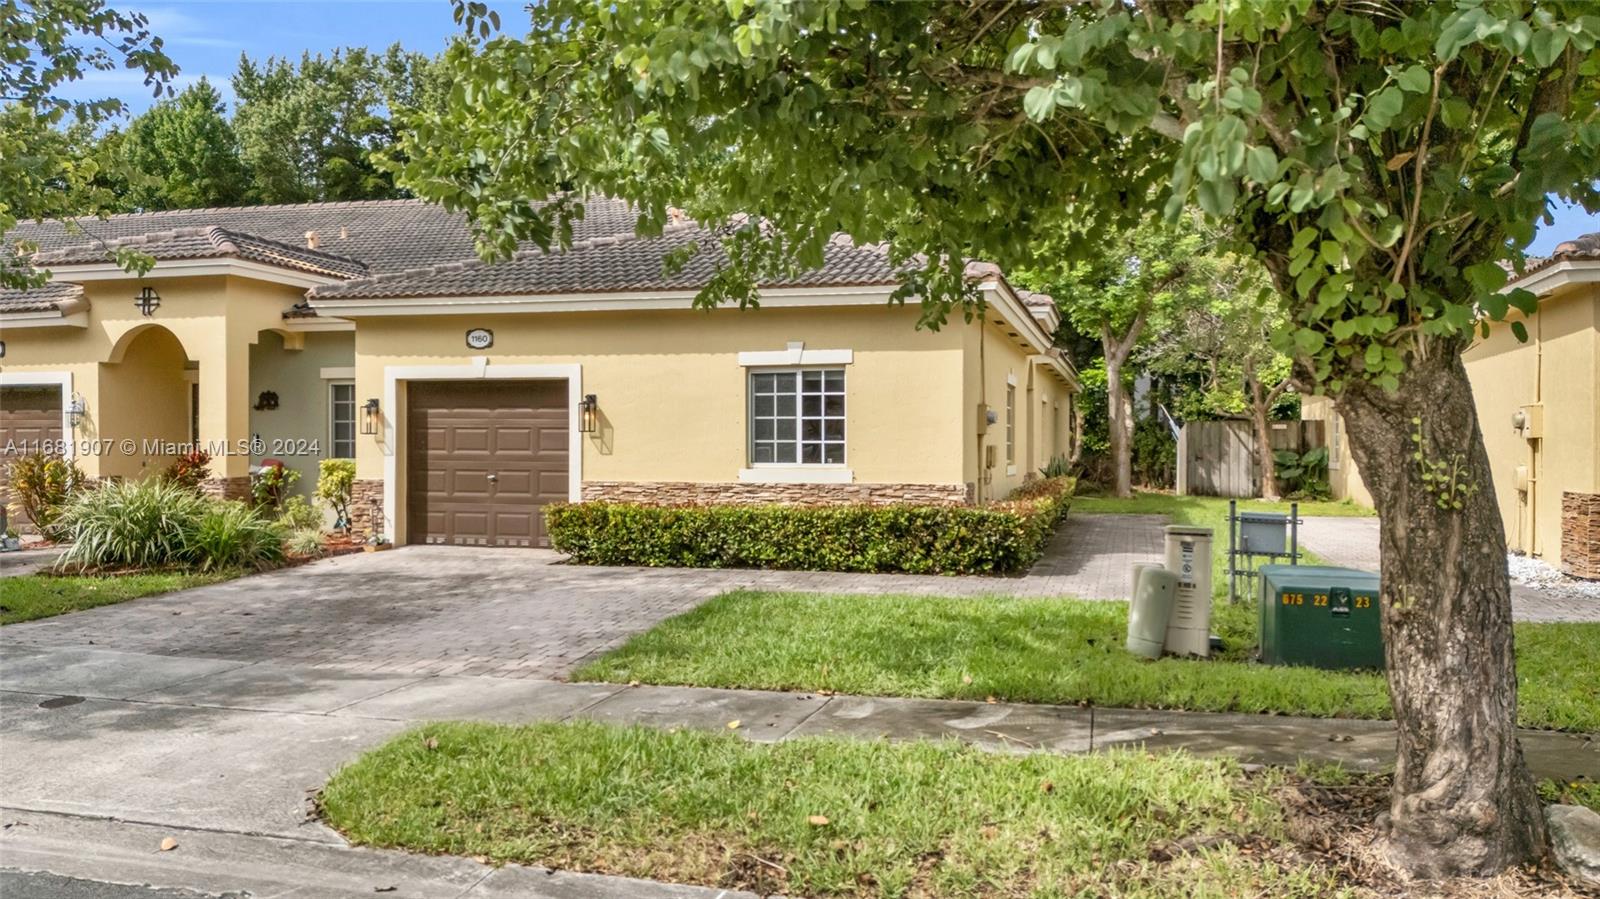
[465,328,494,350]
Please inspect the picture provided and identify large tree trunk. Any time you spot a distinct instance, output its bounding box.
[1249,385,1280,502]
[1101,317,1145,500]
[1104,354,1134,498]
[1337,349,1545,877]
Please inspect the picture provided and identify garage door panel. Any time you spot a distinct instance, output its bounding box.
[493,427,534,453]
[493,470,534,498]
[451,427,491,453]
[2,386,66,532]
[406,380,568,548]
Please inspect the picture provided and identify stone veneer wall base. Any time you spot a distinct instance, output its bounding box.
[581,480,969,506]
[349,479,385,539]
[199,476,251,502]
[1561,491,1600,580]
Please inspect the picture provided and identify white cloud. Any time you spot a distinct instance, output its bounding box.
[136,5,243,50]
[51,70,236,116]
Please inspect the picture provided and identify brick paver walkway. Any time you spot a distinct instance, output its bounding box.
[1298,515,1600,623]
[0,513,1165,680]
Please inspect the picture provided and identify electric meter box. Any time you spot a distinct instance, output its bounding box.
[1257,565,1384,670]
[1237,512,1288,554]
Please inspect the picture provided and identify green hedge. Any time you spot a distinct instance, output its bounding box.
[547,477,1074,575]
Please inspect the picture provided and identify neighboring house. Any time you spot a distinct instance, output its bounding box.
[1303,232,1600,578]
[0,199,1078,547]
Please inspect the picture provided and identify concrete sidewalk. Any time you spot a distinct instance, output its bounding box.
[5,645,1597,896]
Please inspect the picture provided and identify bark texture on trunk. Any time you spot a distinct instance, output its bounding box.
[1101,317,1145,500]
[1250,394,1279,501]
[1337,350,1545,877]
[1105,356,1133,498]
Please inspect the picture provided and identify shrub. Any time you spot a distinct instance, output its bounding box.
[161,450,211,492]
[189,501,286,571]
[5,453,86,540]
[286,527,326,557]
[315,459,355,530]
[55,478,286,572]
[56,478,210,570]
[250,461,299,512]
[548,476,1074,575]
[278,494,323,531]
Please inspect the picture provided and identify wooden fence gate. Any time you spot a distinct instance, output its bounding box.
[1177,419,1326,498]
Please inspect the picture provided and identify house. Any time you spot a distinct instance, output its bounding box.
[0,199,1078,546]
[1302,232,1600,578]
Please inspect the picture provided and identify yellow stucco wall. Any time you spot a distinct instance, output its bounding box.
[0,275,309,478]
[1462,283,1599,561]
[959,313,1072,502]
[96,325,191,479]
[352,304,968,485]
[1302,283,1598,565]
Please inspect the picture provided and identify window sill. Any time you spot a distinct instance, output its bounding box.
[738,467,854,485]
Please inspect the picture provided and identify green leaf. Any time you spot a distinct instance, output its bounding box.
[1293,328,1326,355]
[1023,85,1056,122]
[1397,65,1432,94]
[1531,27,1569,68]
[1510,320,1528,342]
[1506,288,1538,316]
[1363,87,1404,132]
[1245,145,1277,183]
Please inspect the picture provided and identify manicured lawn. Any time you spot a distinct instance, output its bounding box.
[322,721,1346,898]
[1070,490,1376,521]
[0,571,232,625]
[572,591,1600,732]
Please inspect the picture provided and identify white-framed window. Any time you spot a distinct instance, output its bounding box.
[1005,384,1016,465]
[328,381,356,459]
[748,368,845,465]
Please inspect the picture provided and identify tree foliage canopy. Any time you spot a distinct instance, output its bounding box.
[113,78,250,210]
[404,0,1599,394]
[233,45,445,203]
[1,0,175,287]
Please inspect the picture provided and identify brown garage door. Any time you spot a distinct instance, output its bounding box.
[406,380,568,547]
[1,386,63,452]
[1,386,66,531]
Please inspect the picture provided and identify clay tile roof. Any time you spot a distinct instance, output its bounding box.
[0,280,83,314]
[308,222,906,301]
[1514,231,1600,281]
[7,197,639,275]
[30,225,370,279]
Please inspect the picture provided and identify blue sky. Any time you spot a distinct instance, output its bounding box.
[61,2,1600,254]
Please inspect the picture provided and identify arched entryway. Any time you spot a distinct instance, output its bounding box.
[99,325,194,480]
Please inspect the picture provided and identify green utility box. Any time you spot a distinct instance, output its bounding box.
[1257,565,1384,670]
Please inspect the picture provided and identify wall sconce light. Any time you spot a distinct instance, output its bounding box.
[361,398,380,435]
[253,390,280,411]
[579,394,599,433]
[66,394,86,429]
[134,286,161,317]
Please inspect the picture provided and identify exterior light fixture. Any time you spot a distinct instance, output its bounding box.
[361,398,380,435]
[66,394,86,429]
[134,286,161,316]
[579,394,599,433]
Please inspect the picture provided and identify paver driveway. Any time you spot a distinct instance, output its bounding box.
[0,514,1165,680]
